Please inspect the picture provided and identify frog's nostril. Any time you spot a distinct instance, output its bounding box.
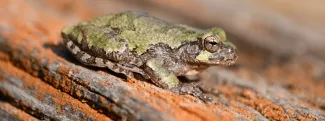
[223,46,234,53]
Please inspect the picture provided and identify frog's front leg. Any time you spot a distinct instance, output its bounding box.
[143,59,211,102]
[143,58,180,89]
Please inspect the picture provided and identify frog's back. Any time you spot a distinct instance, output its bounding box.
[107,11,203,54]
[63,11,204,55]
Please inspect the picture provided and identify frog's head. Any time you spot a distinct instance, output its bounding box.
[182,27,238,66]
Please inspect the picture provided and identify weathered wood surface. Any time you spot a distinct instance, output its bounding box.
[1,0,325,121]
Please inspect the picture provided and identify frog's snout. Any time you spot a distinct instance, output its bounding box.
[209,45,238,65]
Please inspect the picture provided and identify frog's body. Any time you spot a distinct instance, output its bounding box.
[62,11,238,89]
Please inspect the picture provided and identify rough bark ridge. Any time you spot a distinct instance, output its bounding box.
[1,0,325,121]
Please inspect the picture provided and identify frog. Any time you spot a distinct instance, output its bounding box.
[61,11,238,99]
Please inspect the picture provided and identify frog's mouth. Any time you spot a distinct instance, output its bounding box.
[195,46,238,66]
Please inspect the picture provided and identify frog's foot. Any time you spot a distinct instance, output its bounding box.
[110,63,151,80]
[115,64,150,79]
[113,64,144,78]
[170,83,212,103]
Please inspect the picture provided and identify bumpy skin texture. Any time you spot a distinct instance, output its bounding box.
[61,11,238,89]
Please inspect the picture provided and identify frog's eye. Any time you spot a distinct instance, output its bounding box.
[203,35,221,53]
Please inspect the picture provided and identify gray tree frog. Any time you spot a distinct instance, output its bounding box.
[61,11,238,96]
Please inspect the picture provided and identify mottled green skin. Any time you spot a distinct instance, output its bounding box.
[62,11,238,91]
[62,11,229,54]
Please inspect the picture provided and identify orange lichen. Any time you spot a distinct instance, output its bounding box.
[0,102,38,121]
[126,78,237,121]
[0,60,112,121]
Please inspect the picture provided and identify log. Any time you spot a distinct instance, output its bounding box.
[0,0,325,120]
